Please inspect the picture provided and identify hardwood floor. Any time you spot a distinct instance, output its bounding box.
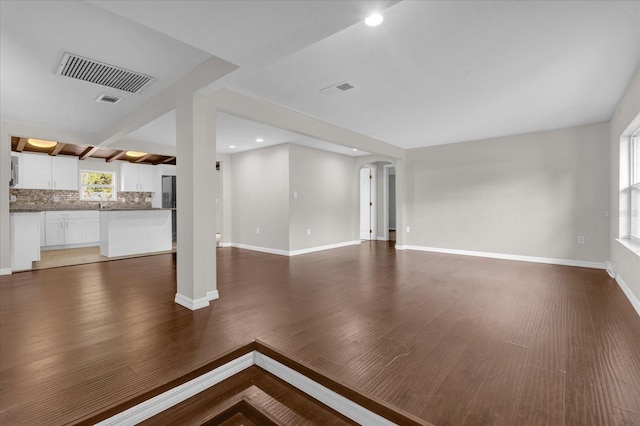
[1,242,639,425]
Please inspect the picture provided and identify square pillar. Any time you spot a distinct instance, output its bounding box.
[175,95,218,310]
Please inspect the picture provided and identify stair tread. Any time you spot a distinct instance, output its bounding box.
[141,366,355,425]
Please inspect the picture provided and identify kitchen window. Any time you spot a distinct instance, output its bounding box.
[80,170,116,201]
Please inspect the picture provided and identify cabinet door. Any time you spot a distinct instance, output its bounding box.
[120,162,139,192]
[64,219,82,244]
[22,153,52,189]
[138,164,154,192]
[81,219,100,243]
[45,219,65,245]
[51,156,78,190]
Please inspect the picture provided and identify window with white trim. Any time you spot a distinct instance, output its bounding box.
[80,170,116,201]
[630,132,640,241]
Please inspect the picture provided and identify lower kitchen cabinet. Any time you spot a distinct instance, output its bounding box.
[45,211,84,246]
[81,211,100,243]
[10,212,41,271]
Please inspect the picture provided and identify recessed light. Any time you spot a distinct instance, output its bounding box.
[256,138,264,143]
[126,151,147,158]
[229,145,236,149]
[27,138,58,148]
[365,12,383,26]
[352,148,358,151]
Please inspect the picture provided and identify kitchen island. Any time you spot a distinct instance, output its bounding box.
[100,209,172,258]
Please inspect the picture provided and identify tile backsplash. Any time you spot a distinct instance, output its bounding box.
[10,189,152,210]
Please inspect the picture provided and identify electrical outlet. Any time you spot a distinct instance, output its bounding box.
[406,226,411,233]
[293,191,298,199]
[145,197,152,202]
[53,196,60,202]
[577,235,585,244]
[307,228,311,236]
[10,195,16,202]
[134,197,139,202]
[256,227,260,235]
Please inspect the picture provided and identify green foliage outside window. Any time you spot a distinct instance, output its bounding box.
[80,170,116,200]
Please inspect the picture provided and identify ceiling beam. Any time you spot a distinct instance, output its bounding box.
[79,146,100,160]
[49,142,66,156]
[15,138,27,152]
[96,57,237,147]
[106,150,126,163]
[155,156,176,165]
[133,154,153,163]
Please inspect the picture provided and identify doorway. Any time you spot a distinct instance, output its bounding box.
[359,162,395,242]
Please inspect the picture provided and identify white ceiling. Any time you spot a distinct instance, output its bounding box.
[2,0,639,157]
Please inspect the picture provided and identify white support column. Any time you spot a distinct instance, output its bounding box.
[175,95,218,310]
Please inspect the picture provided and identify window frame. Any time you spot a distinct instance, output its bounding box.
[630,133,640,241]
[79,169,117,201]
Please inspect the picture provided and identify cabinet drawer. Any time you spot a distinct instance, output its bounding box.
[81,211,99,220]
[45,211,82,220]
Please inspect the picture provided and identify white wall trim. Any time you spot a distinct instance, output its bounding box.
[615,274,640,317]
[230,241,361,257]
[174,293,210,310]
[289,240,361,256]
[253,352,395,426]
[230,243,289,256]
[95,352,254,426]
[401,245,605,269]
[207,290,220,301]
[0,268,11,275]
[219,242,232,248]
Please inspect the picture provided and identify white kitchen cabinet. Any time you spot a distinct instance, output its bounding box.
[45,211,82,246]
[21,153,78,190]
[11,212,41,271]
[39,211,45,246]
[51,156,78,190]
[81,211,100,243]
[120,162,154,192]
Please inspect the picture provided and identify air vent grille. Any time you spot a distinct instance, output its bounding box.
[320,81,355,96]
[96,94,122,104]
[57,52,156,94]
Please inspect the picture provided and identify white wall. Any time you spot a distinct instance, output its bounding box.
[609,67,640,308]
[406,123,610,263]
[230,144,290,251]
[288,144,355,251]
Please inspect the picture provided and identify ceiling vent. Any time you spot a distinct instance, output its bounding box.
[57,52,156,94]
[96,93,122,104]
[320,81,355,96]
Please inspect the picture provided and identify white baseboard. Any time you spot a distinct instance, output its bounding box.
[616,275,640,317]
[219,242,232,248]
[95,353,254,426]
[174,293,210,310]
[207,290,219,301]
[400,245,605,269]
[230,241,361,257]
[230,243,289,256]
[254,352,394,426]
[0,268,11,275]
[289,240,361,256]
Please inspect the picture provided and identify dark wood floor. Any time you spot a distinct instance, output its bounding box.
[1,242,639,425]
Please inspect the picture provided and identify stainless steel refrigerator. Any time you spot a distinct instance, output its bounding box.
[161,175,177,242]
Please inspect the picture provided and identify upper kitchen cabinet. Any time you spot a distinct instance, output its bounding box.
[120,162,154,192]
[21,153,78,190]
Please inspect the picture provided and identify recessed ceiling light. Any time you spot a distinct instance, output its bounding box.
[352,148,358,151]
[365,12,383,26]
[256,138,264,143]
[229,145,236,149]
[27,138,58,148]
[126,151,147,158]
